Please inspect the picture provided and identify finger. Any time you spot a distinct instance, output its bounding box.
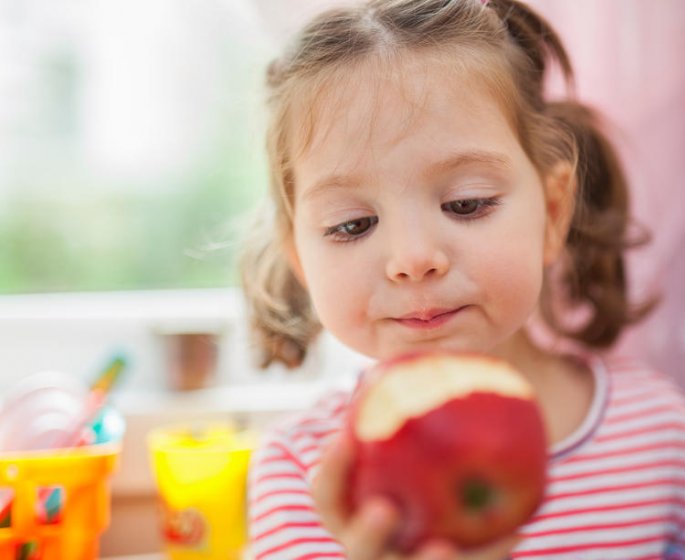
[412,532,520,560]
[311,434,355,535]
[342,496,400,560]
[463,534,520,560]
[414,540,456,560]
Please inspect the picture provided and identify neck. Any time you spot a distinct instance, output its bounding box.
[492,328,595,446]
[490,328,560,390]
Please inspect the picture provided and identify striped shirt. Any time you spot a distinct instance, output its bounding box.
[248,356,685,559]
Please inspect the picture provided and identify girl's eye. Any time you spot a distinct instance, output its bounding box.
[324,216,379,241]
[441,197,500,218]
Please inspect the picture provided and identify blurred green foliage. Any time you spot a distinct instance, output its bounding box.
[0,8,272,295]
[0,153,266,294]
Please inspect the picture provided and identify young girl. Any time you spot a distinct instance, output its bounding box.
[242,0,685,558]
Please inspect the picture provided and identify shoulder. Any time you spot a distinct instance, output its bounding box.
[601,354,685,407]
[518,355,685,556]
[250,388,351,482]
[275,388,352,434]
[248,389,350,559]
[270,388,351,447]
[595,354,685,447]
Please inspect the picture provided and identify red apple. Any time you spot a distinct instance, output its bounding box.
[345,351,548,551]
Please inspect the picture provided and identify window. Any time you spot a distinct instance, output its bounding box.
[0,0,273,294]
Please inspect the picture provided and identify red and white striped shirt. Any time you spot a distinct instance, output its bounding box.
[248,356,685,559]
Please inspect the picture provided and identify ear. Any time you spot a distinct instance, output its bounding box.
[543,161,576,267]
[284,234,308,288]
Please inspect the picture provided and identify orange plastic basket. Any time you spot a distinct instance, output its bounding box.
[0,443,119,560]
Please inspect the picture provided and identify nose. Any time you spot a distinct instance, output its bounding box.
[385,228,450,283]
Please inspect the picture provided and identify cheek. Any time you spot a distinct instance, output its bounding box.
[490,252,543,303]
[480,252,543,336]
[475,217,546,319]
[306,272,371,347]
[294,234,370,330]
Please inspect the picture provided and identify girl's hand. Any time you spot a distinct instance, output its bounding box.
[312,434,519,560]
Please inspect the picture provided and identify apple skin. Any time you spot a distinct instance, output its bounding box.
[345,351,548,552]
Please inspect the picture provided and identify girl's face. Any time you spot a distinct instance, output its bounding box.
[287,57,564,362]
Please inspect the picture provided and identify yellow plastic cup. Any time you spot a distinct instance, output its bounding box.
[148,424,255,560]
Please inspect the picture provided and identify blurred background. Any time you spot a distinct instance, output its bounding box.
[0,0,684,381]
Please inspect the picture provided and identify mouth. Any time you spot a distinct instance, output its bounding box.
[393,307,465,330]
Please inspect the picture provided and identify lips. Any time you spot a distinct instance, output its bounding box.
[394,308,463,330]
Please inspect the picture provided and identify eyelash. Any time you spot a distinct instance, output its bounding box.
[323,197,501,242]
[324,216,379,243]
[440,196,501,220]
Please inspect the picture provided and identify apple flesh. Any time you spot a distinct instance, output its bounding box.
[345,351,548,551]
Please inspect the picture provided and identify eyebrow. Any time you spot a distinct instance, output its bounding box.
[300,149,512,202]
[300,173,363,203]
[425,150,512,178]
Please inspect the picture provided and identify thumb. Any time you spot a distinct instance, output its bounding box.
[417,534,520,560]
[312,434,355,533]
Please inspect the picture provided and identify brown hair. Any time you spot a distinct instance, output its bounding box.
[240,0,654,368]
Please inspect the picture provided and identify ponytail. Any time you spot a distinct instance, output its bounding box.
[486,0,574,99]
[541,102,656,347]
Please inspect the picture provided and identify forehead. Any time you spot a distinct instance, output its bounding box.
[289,51,520,184]
[290,52,487,148]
